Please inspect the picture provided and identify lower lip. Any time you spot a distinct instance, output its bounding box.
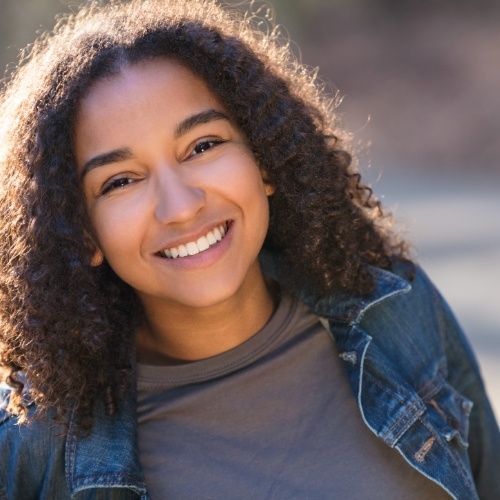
[154,223,234,271]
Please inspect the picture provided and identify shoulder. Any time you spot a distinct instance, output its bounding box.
[365,265,500,495]
[357,263,480,393]
[362,263,484,377]
[0,382,67,451]
[0,384,69,498]
[361,263,451,349]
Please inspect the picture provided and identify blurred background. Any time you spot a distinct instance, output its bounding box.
[1,0,498,417]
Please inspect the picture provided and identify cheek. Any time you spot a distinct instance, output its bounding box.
[233,167,271,243]
[215,152,268,202]
[89,201,143,257]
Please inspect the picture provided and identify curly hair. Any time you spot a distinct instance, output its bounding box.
[0,0,408,428]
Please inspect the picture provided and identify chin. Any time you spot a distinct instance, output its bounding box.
[176,282,242,310]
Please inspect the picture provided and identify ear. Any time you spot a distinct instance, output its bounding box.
[264,182,275,196]
[260,169,275,196]
[90,248,104,267]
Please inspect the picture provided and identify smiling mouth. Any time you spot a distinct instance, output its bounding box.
[159,222,229,259]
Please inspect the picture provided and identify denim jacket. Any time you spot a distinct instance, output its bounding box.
[1,257,500,499]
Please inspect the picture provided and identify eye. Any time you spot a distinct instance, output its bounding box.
[188,138,225,158]
[101,176,135,195]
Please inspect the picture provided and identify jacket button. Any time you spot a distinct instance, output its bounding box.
[339,351,357,364]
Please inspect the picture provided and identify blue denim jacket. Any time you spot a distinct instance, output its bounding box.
[1,258,499,499]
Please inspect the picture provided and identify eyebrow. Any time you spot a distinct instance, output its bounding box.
[81,109,230,178]
[81,148,134,178]
[174,109,229,138]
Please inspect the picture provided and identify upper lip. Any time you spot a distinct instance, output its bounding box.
[153,220,231,254]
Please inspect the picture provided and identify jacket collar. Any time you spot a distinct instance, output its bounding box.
[259,248,412,325]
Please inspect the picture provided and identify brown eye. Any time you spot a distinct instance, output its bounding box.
[189,139,225,158]
[102,177,134,195]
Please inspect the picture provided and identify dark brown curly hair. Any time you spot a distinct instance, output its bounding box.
[0,0,408,428]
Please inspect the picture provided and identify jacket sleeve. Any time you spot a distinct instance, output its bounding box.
[0,397,71,499]
[427,274,500,499]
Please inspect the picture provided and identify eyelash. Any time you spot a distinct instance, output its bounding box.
[188,138,226,158]
[101,177,134,195]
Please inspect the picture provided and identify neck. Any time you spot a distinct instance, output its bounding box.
[136,267,276,365]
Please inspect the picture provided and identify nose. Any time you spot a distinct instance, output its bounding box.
[153,167,205,225]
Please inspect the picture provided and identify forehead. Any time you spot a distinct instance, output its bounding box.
[77,58,221,120]
[74,58,227,165]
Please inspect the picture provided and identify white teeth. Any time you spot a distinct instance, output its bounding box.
[197,236,210,252]
[213,227,222,241]
[206,231,217,245]
[186,242,199,256]
[161,222,228,259]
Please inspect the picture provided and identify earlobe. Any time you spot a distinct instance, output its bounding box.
[264,183,275,197]
[90,249,104,267]
[260,169,275,197]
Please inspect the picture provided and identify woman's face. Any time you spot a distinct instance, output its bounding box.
[75,59,272,311]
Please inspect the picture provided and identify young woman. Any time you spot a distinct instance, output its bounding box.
[1,1,498,498]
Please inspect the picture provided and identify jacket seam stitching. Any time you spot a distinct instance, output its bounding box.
[365,373,424,446]
[382,399,424,446]
[418,371,448,400]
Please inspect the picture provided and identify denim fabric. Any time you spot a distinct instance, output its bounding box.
[1,256,499,499]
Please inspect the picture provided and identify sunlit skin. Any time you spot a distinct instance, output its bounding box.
[75,59,275,364]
